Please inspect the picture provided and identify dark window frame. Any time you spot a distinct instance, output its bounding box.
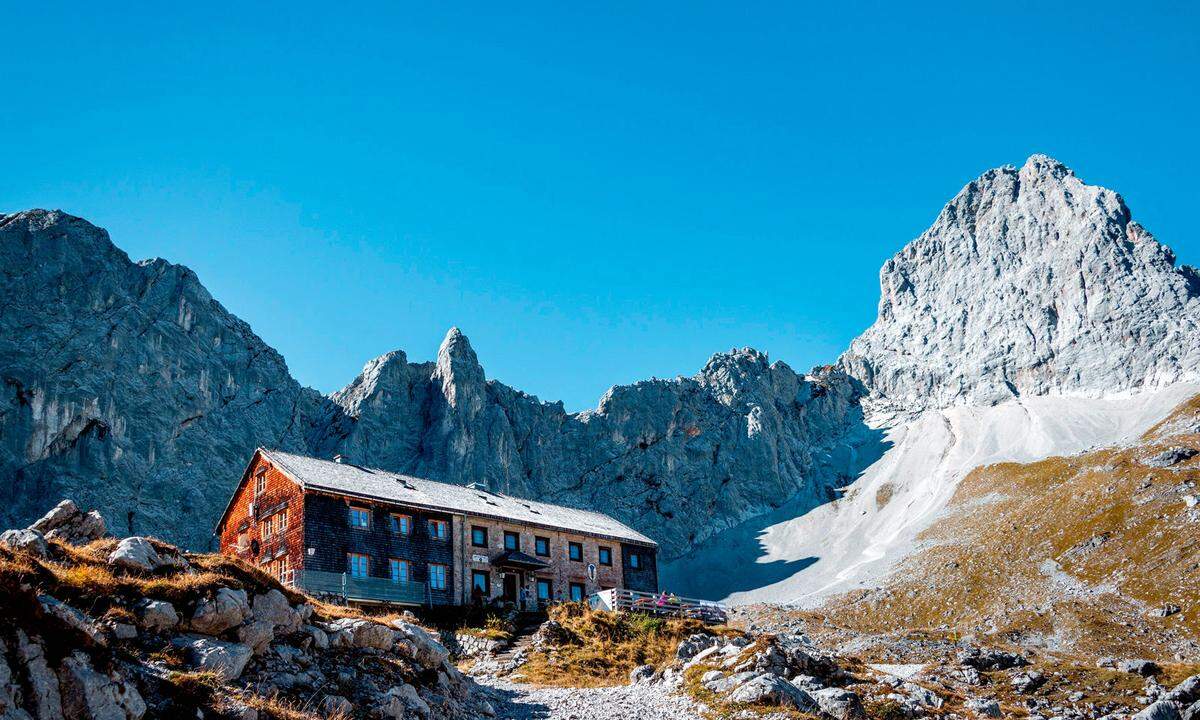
[629,552,640,569]
[504,530,520,551]
[536,578,552,601]
[390,513,412,535]
[534,536,550,557]
[471,569,490,595]
[471,525,489,548]
[568,541,583,562]
[598,546,612,566]
[569,581,586,602]
[427,519,449,540]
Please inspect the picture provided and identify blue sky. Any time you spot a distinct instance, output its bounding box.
[2,2,1197,410]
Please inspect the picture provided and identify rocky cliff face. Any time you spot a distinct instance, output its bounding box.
[315,330,876,559]
[0,210,323,550]
[840,154,1200,417]
[0,210,872,557]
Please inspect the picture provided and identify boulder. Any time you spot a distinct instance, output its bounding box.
[1166,675,1200,705]
[1012,670,1046,693]
[965,698,1002,718]
[704,671,759,694]
[329,618,394,650]
[958,647,1028,671]
[1144,447,1199,468]
[0,528,49,557]
[133,600,179,632]
[57,651,146,720]
[251,590,301,633]
[0,638,31,720]
[726,674,819,712]
[171,636,252,680]
[1184,700,1200,720]
[38,595,107,647]
[676,633,720,660]
[1134,701,1183,720]
[15,630,63,720]
[237,620,275,656]
[629,665,656,684]
[301,624,329,650]
[320,695,353,715]
[189,587,250,635]
[384,684,430,719]
[106,537,189,573]
[391,620,450,667]
[29,500,106,545]
[1120,659,1161,677]
[810,687,865,720]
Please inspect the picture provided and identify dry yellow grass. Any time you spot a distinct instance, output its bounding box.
[516,602,717,687]
[825,393,1200,658]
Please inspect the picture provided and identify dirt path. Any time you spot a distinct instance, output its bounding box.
[475,677,705,720]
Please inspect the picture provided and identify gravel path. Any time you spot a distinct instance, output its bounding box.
[475,677,705,720]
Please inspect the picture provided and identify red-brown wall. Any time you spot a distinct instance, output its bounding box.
[217,452,306,579]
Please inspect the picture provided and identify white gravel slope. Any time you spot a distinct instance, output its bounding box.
[663,383,1199,606]
[477,677,704,720]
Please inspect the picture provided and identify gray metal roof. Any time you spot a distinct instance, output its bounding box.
[262,449,657,547]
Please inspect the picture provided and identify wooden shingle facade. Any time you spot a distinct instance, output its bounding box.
[216,449,659,608]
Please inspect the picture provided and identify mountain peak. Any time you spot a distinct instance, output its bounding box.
[842,157,1200,416]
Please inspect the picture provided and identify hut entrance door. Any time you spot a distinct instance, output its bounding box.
[502,572,518,604]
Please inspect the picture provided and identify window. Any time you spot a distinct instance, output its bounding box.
[261,517,272,539]
[569,582,586,602]
[629,552,640,569]
[428,519,448,540]
[236,530,249,551]
[348,553,369,578]
[471,526,488,547]
[263,509,288,539]
[390,514,412,535]
[534,536,550,557]
[568,541,583,562]
[263,556,289,583]
[504,531,520,551]
[472,570,490,595]
[429,563,448,590]
[254,471,266,497]
[389,558,411,583]
[536,578,552,601]
[348,506,370,529]
[598,546,612,566]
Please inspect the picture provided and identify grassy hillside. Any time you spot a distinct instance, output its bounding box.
[825,393,1200,658]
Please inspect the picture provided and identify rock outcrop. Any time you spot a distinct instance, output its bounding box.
[0,500,493,719]
[315,331,876,558]
[841,154,1200,417]
[0,210,323,549]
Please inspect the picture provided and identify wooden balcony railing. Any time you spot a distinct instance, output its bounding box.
[588,588,727,624]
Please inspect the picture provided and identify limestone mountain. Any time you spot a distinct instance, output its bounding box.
[840,154,1200,417]
[0,210,872,556]
[0,210,323,549]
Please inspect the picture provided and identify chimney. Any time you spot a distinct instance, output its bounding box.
[333,454,346,464]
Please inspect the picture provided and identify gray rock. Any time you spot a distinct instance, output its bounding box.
[1166,676,1200,705]
[966,698,1003,718]
[319,695,353,715]
[726,674,819,712]
[1184,700,1200,720]
[390,620,450,666]
[840,155,1200,417]
[0,528,49,557]
[301,624,329,650]
[1134,701,1183,720]
[27,501,106,545]
[676,633,719,660]
[106,537,188,573]
[133,599,178,632]
[170,636,252,680]
[38,595,107,646]
[330,618,394,650]
[810,687,865,720]
[1121,660,1162,677]
[56,651,145,720]
[250,590,301,633]
[629,665,656,684]
[15,630,62,720]
[1144,448,1199,468]
[385,683,430,718]
[704,671,759,694]
[189,587,250,635]
[237,620,275,656]
[0,638,33,720]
